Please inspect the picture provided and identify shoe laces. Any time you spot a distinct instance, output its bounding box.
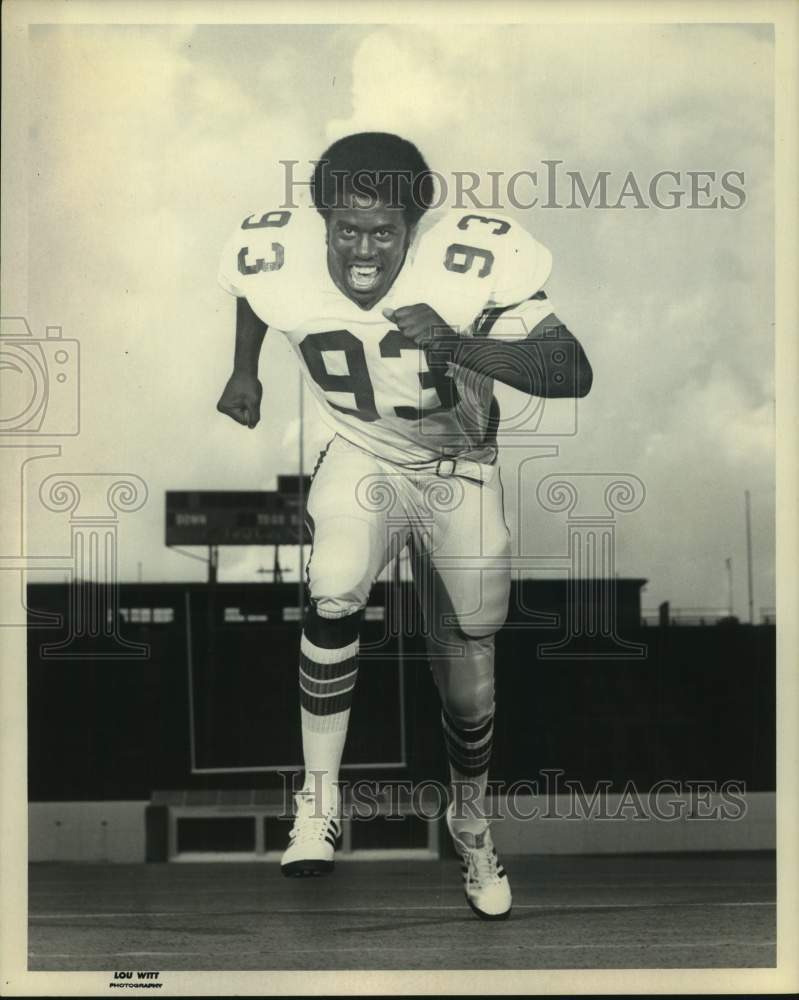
[459,831,503,890]
[289,791,338,845]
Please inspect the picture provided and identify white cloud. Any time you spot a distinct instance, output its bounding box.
[21,24,774,612]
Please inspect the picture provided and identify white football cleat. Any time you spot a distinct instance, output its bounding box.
[281,789,341,878]
[447,803,512,920]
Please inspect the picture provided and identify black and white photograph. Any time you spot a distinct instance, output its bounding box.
[1,0,797,995]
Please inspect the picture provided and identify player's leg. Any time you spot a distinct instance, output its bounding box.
[410,467,510,825]
[431,627,512,920]
[431,629,497,833]
[282,436,402,876]
[409,467,512,917]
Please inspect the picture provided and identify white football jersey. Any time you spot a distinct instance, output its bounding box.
[218,207,554,466]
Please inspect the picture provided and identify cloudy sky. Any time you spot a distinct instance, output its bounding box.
[17,19,775,617]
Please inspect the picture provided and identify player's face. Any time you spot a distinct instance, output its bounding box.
[326,196,412,309]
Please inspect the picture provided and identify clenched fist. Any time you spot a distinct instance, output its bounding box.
[216,371,263,428]
[382,304,457,349]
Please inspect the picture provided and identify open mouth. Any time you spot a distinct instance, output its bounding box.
[348,264,381,291]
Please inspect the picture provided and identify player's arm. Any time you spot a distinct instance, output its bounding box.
[455,311,592,399]
[383,304,593,399]
[216,297,267,428]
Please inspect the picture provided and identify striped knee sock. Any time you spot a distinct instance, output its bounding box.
[441,708,494,831]
[299,608,361,811]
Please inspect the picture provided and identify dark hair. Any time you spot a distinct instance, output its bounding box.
[311,132,434,226]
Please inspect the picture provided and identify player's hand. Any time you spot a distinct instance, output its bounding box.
[216,371,263,428]
[382,304,456,349]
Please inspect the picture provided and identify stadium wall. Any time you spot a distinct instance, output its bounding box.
[26,791,775,862]
[26,580,776,860]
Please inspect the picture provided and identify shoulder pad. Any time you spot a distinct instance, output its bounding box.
[217,208,331,330]
[218,210,297,297]
[414,210,552,308]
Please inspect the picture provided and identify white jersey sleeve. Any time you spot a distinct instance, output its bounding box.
[466,215,556,340]
[216,209,331,332]
[218,210,296,299]
[405,211,554,336]
[485,216,553,309]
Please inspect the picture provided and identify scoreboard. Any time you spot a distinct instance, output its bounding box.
[166,481,311,546]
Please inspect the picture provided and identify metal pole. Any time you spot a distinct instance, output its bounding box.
[298,373,305,622]
[394,549,407,767]
[725,557,733,617]
[745,489,754,623]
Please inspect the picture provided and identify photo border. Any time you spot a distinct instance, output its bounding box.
[1,0,796,995]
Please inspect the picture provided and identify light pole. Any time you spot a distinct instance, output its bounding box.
[298,372,305,621]
[745,489,754,623]
[725,557,733,617]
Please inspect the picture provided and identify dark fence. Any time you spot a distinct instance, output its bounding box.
[27,580,775,800]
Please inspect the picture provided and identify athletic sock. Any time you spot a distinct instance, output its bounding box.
[298,607,362,814]
[441,708,494,835]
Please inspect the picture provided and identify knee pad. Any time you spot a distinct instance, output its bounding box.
[443,682,495,729]
[308,548,373,620]
[431,632,496,728]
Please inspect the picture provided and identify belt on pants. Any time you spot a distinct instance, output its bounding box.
[403,456,497,484]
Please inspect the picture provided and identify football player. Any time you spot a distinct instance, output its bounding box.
[217,132,592,920]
